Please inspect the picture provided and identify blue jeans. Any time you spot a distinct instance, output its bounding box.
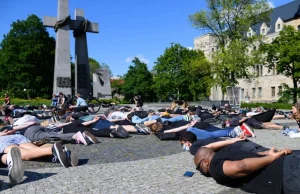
[131,115,159,124]
[161,115,184,123]
[282,128,299,136]
[187,127,232,139]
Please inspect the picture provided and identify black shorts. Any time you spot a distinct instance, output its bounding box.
[246,117,263,129]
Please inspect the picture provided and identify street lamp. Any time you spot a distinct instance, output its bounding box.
[170,42,180,100]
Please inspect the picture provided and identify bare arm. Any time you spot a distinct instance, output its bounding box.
[163,125,188,133]
[223,148,292,178]
[82,116,100,126]
[204,136,246,151]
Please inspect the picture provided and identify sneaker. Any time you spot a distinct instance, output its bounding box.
[111,128,127,138]
[116,126,130,138]
[52,142,70,167]
[75,131,88,145]
[7,147,24,184]
[240,123,255,137]
[228,126,243,138]
[64,146,78,167]
[83,131,98,144]
[135,124,151,135]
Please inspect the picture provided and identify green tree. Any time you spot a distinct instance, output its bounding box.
[122,57,156,102]
[189,0,272,99]
[101,62,113,77]
[260,26,300,103]
[89,57,101,79]
[153,43,211,101]
[0,14,55,99]
[111,78,124,97]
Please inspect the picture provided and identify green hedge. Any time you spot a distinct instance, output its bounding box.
[240,102,292,110]
[1,98,51,106]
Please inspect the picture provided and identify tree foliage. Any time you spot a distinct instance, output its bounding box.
[122,57,156,102]
[153,43,212,101]
[260,26,300,103]
[189,0,272,98]
[89,57,101,79]
[0,14,55,99]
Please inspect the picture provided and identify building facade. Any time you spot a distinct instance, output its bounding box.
[193,0,300,103]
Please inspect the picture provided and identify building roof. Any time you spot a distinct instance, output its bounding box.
[252,0,300,35]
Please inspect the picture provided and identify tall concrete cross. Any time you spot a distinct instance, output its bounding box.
[43,0,99,98]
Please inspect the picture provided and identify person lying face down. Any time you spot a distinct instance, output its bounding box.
[194,138,300,194]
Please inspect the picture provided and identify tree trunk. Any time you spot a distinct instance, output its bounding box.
[293,77,298,103]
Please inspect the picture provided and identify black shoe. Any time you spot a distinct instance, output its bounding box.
[52,142,70,168]
[116,126,130,138]
[111,128,127,138]
[82,131,98,144]
[64,146,78,167]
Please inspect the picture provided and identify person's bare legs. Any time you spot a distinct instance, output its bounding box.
[144,120,157,126]
[262,122,284,130]
[272,115,285,119]
[4,144,52,161]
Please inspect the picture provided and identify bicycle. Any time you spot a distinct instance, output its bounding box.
[67,93,102,114]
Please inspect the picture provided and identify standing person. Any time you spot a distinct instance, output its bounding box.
[50,94,58,108]
[69,93,88,112]
[57,92,66,109]
[133,95,143,110]
[3,93,10,106]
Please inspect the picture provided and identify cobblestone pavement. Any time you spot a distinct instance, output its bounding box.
[0,107,299,193]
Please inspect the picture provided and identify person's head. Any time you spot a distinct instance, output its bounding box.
[182,100,188,108]
[76,93,81,98]
[4,93,8,97]
[149,122,162,134]
[59,92,64,97]
[194,147,215,177]
[147,109,155,115]
[179,131,197,148]
[52,94,56,97]
[40,120,54,127]
[188,106,197,115]
[292,103,300,116]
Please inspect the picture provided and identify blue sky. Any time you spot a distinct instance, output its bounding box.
[0,0,293,76]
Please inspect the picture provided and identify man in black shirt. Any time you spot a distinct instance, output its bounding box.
[194,144,300,194]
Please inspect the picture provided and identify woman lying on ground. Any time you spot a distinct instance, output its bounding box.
[0,129,78,174]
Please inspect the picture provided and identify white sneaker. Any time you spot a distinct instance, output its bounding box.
[7,147,24,184]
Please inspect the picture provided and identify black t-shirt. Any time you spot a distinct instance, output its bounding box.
[190,139,269,155]
[209,150,284,194]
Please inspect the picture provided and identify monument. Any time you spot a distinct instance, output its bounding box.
[93,68,112,99]
[43,0,99,98]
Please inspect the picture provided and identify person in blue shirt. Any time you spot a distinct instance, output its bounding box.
[69,93,88,112]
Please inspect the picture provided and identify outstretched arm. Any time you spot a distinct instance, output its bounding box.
[163,121,196,133]
[204,136,246,151]
[82,116,100,126]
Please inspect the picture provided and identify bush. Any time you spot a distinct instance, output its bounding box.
[240,102,292,110]
[0,98,51,106]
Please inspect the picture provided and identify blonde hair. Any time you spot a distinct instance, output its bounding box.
[40,120,54,127]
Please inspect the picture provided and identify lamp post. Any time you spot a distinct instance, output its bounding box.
[245,92,250,103]
[170,42,180,100]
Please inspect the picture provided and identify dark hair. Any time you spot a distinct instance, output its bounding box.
[188,106,197,112]
[179,131,197,143]
[127,113,134,121]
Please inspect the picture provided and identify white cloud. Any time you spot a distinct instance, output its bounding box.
[268,1,275,8]
[125,54,150,64]
[186,47,193,50]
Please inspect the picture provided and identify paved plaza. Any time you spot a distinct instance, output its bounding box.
[0,106,299,193]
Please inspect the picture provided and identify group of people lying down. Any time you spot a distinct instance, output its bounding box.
[1,101,300,189]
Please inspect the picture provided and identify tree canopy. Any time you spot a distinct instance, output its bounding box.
[0,14,55,99]
[260,26,300,103]
[122,57,156,102]
[153,43,212,101]
[189,0,272,98]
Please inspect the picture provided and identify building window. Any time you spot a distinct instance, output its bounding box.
[252,88,256,98]
[248,33,252,37]
[278,86,282,95]
[277,24,281,30]
[241,88,244,99]
[256,65,260,76]
[262,28,265,34]
[271,87,275,97]
[258,87,262,98]
[298,25,300,31]
[260,65,263,76]
[212,48,214,52]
